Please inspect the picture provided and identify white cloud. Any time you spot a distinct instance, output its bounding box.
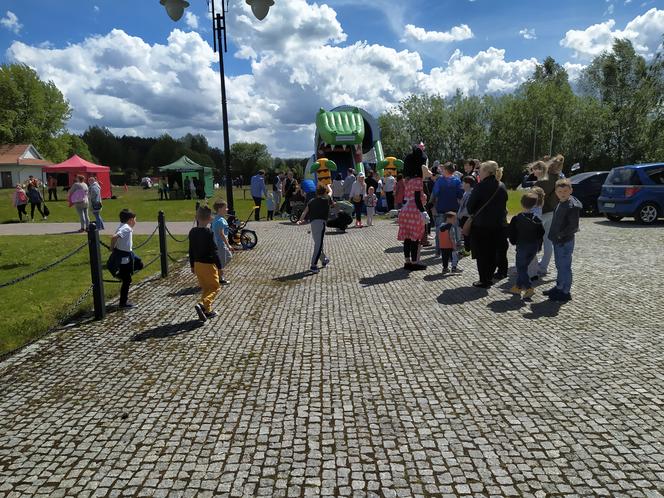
[563,62,586,81]
[519,28,537,40]
[0,11,22,34]
[185,11,199,30]
[402,23,474,43]
[94,5,100,13]
[7,0,542,157]
[561,7,664,59]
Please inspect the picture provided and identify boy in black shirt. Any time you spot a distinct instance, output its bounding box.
[298,184,331,274]
[508,193,545,299]
[189,206,222,321]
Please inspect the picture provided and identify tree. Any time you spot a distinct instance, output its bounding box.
[0,63,72,159]
[579,39,649,164]
[229,142,272,180]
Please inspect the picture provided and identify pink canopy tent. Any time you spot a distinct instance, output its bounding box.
[42,155,112,199]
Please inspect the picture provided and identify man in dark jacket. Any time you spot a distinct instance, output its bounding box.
[467,161,509,288]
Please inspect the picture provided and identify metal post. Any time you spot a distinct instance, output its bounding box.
[87,222,106,320]
[212,0,235,215]
[158,211,168,278]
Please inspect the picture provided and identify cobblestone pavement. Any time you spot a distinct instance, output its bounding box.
[1,218,663,497]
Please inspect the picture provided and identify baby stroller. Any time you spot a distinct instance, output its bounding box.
[327,201,353,232]
[289,201,306,224]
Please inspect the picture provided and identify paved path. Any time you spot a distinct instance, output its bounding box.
[1,219,663,497]
[0,221,196,236]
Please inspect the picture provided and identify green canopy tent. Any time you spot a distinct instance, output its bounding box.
[158,156,214,199]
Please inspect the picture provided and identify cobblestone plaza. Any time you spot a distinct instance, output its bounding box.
[1,219,663,497]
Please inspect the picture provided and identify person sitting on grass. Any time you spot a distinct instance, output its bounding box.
[298,184,331,274]
[543,179,582,303]
[438,211,463,274]
[111,209,139,309]
[189,206,222,322]
[211,201,232,286]
[508,193,545,300]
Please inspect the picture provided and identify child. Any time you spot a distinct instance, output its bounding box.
[528,186,545,280]
[439,212,462,274]
[189,206,222,321]
[266,192,276,221]
[543,179,582,302]
[298,184,331,274]
[457,176,476,255]
[211,201,232,285]
[365,186,377,226]
[13,185,28,222]
[508,194,544,299]
[111,209,138,309]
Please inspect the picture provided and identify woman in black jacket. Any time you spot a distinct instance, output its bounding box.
[466,161,509,288]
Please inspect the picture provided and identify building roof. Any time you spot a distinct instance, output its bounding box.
[0,144,51,167]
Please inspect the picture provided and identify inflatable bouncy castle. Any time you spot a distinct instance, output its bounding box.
[306,106,385,182]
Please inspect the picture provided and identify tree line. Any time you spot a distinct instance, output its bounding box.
[2,37,663,187]
[379,39,664,186]
[0,63,305,183]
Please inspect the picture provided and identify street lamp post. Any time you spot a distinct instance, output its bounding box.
[160,0,274,214]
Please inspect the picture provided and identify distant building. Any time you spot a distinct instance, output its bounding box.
[0,144,51,188]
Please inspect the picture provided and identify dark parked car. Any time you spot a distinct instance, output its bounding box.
[598,163,664,224]
[569,171,608,216]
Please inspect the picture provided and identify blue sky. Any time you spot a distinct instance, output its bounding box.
[1,0,663,155]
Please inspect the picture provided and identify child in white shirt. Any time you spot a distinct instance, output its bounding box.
[365,186,377,226]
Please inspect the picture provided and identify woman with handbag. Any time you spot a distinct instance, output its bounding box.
[397,146,429,271]
[466,161,509,288]
[26,183,47,221]
[88,176,105,230]
[68,175,90,232]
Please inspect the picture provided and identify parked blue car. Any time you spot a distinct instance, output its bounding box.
[598,163,664,224]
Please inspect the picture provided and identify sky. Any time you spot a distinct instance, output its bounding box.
[1,0,663,157]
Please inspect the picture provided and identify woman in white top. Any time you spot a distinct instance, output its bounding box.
[68,174,89,232]
[331,173,344,201]
[349,172,367,228]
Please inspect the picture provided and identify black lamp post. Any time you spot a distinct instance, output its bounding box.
[160,0,274,214]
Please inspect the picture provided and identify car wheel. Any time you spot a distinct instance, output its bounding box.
[605,214,623,222]
[635,203,659,225]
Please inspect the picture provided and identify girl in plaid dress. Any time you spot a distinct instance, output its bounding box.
[397,147,428,270]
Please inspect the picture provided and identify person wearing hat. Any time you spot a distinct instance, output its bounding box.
[349,172,367,227]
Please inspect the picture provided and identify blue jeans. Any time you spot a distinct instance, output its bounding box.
[553,239,575,294]
[516,242,539,289]
[93,209,104,230]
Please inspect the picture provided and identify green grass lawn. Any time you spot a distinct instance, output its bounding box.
[0,232,190,355]
[0,186,260,225]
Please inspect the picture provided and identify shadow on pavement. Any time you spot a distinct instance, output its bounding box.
[423,272,461,282]
[359,268,409,287]
[131,319,204,341]
[595,220,663,228]
[523,300,564,319]
[487,296,527,313]
[167,286,200,297]
[274,271,312,282]
[437,286,488,305]
[384,246,403,254]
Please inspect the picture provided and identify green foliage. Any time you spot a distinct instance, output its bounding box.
[230,142,272,179]
[380,41,664,187]
[0,63,72,159]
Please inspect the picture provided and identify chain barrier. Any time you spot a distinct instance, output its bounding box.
[165,225,188,243]
[0,242,88,290]
[133,225,159,249]
[142,254,161,269]
[99,239,112,251]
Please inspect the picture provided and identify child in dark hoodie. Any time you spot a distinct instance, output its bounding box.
[509,193,545,299]
[543,178,582,302]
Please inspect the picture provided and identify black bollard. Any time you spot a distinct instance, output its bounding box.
[87,222,106,320]
[158,211,168,278]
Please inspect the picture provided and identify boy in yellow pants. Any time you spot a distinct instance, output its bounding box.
[188,206,222,321]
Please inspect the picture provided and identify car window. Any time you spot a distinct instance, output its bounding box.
[645,167,664,185]
[606,168,641,186]
[587,175,605,185]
